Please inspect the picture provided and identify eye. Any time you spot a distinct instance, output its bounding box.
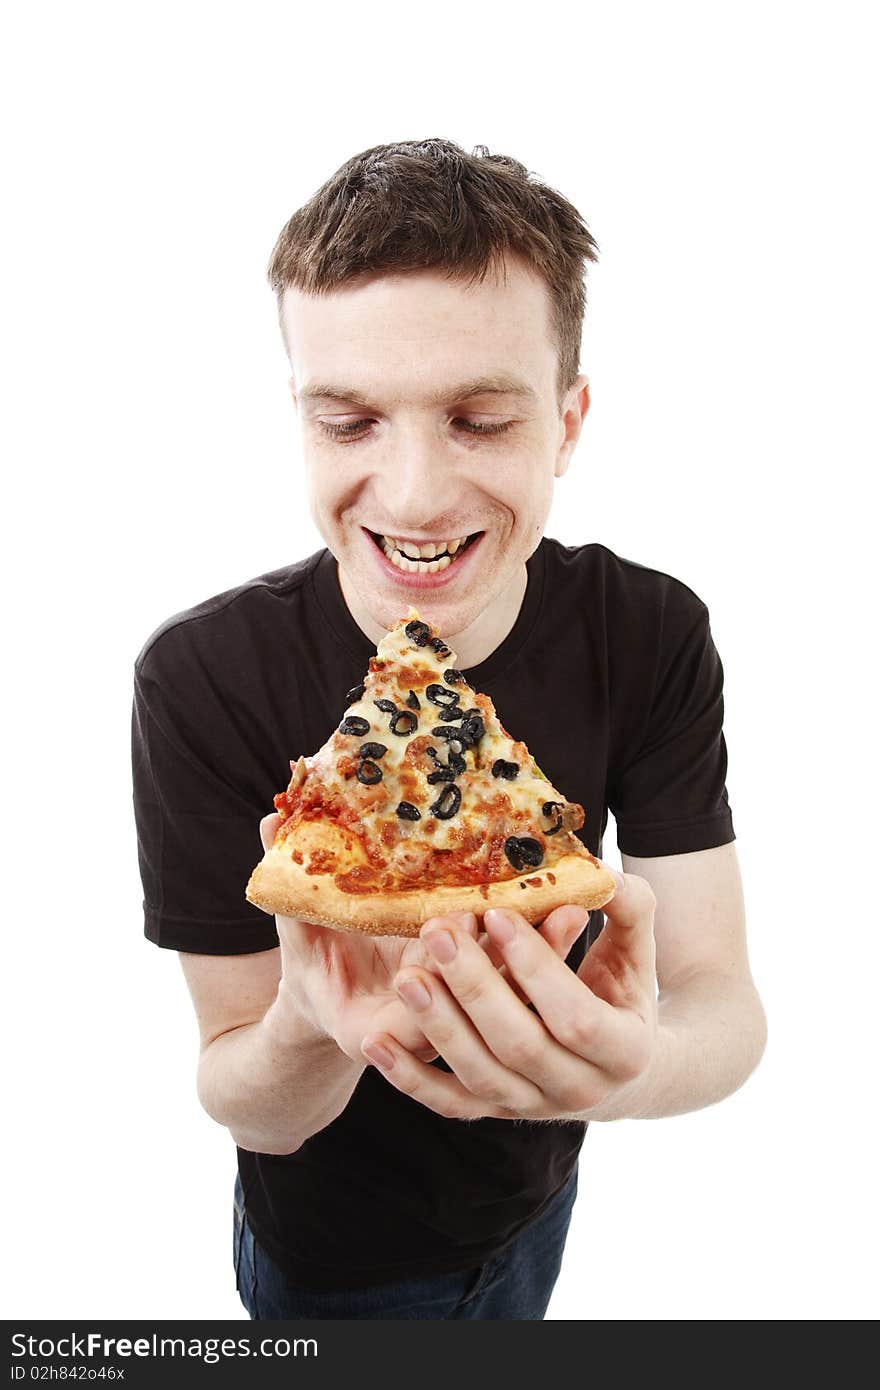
[316,418,515,442]
[318,419,374,440]
[454,419,515,436]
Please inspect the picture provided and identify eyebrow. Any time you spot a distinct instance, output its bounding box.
[298,376,539,408]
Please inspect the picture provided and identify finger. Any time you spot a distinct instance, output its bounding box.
[357,997,439,1063]
[483,908,643,1079]
[420,911,480,979]
[538,904,591,958]
[260,813,282,853]
[423,910,479,940]
[359,1037,509,1120]
[388,1007,440,1063]
[390,1021,439,1063]
[408,919,612,1107]
[596,865,657,976]
[475,907,584,1007]
[389,961,548,1113]
[478,933,530,1005]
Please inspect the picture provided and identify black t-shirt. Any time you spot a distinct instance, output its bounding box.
[132,537,735,1290]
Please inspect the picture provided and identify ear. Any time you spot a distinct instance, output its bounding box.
[554,375,591,479]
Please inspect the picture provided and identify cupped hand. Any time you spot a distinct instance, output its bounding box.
[260,813,586,1066]
[361,868,659,1122]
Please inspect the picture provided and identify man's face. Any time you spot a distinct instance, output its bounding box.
[281,254,589,640]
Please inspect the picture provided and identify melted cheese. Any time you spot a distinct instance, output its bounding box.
[296,607,581,868]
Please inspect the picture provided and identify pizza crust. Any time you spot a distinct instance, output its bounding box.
[246,843,616,937]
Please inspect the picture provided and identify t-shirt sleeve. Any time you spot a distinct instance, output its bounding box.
[608,592,735,858]
[132,658,280,955]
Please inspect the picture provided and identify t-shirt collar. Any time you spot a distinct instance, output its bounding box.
[309,539,548,684]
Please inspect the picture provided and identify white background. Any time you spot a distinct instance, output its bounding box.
[3,0,877,1321]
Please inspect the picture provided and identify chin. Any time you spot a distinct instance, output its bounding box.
[372,588,479,634]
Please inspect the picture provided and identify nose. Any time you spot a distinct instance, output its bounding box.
[376,418,455,534]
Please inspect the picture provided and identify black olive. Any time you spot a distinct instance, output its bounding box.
[405,620,430,647]
[542,801,563,835]
[443,669,466,684]
[345,682,365,705]
[432,720,484,750]
[373,698,398,714]
[430,784,462,819]
[504,836,544,872]
[427,748,467,782]
[430,724,463,742]
[457,713,485,747]
[427,766,457,784]
[390,709,418,736]
[437,703,464,722]
[339,716,370,736]
[429,637,451,657]
[426,745,464,768]
[356,760,383,785]
[358,742,388,760]
[492,759,520,780]
[396,801,421,820]
[426,683,459,708]
[405,690,421,710]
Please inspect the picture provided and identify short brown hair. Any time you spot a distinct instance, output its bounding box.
[267,138,599,406]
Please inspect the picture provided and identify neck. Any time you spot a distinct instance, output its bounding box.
[337,561,529,670]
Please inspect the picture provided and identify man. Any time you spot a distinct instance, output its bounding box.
[132,138,766,1320]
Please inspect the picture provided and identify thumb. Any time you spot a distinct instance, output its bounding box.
[260,812,282,853]
[596,862,657,969]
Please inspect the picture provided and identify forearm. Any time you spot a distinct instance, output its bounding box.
[587,970,767,1122]
[197,996,365,1155]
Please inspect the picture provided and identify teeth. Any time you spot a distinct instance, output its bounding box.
[375,532,473,574]
[385,549,453,573]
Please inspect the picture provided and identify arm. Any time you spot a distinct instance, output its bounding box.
[175,810,451,1157]
[179,947,365,1156]
[589,842,767,1120]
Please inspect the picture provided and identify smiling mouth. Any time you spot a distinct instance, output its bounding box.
[367,530,482,573]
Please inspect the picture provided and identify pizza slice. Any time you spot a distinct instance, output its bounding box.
[246,607,615,936]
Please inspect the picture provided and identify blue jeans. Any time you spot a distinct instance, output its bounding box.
[233,1165,578,1320]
